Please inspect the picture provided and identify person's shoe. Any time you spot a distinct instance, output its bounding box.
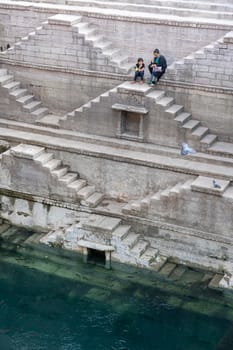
[148,80,152,85]
[131,81,136,84]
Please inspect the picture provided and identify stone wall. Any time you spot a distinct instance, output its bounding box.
[0,1,230,66]
[0,195,77,231]
[166,31,233,89]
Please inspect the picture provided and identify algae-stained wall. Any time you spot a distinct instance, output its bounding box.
[0,195,77,231]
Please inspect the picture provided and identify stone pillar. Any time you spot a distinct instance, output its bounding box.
[82,247,88,263]
[116,111,122,137]
[105,251,111,269]
[139,114,144,140]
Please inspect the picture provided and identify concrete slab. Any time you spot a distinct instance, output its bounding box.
[48,14,82,26]
[117,81,152,96]
[83,214,121,233]
[78,239,114,251]
[191,175,230,196]
[11,143,45,160]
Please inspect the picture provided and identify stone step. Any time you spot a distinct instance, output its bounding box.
[59,172,78,184]
[36,115,61,128]
[43,158,61,171]
[160,186,173,199]
[83,214,121,234]
[112,225,131,240]
[10,88,27,99]
[77,185,95,199]
[140,196,151,210]
[122,232,140,249]
[208,273,223,289]
[23,100,42,112]
[0,75,14,85]
[150,189,163,205]
[51,166,68,178]
[31,107,49,118]
[150,255,167,271]
[200,134,218,148]
[34,152,53,164]
[3,81,20,91]
[130,239,149,257]
[67,178,87,191]
[146,90,165,101]
[169,265,187,281]
[16,94,34,105]
[165,104,184,117]
[182,119,200,131]
[140,247,158,265]
[159,262,177,277]
[191,126,209,139]
[156,96,174,108]
[174,112,192,125]
[169,182,183,196]
[83,192,104,207]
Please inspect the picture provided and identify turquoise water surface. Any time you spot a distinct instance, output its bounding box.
[0,242,232,349]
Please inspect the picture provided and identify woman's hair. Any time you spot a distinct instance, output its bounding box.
[137,57,143,62]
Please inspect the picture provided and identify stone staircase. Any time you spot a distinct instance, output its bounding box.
[1,14,132,75]
[145,88,218,150]
[59,87,118,130]
[0,68,61,125]
[122,178,195,217]
[60,81,218,150]
[166,32,233,88]
[0,222,222,289]
[10,144,104,207]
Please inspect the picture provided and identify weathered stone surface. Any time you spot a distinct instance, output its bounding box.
[191,176,230,196]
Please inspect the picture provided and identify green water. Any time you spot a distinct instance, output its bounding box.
[0,239,233,349]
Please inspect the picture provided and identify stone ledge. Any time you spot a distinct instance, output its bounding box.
[77,239,114,251]
[48,14,82,26]
[1,1,233,30]
[10,144,45,160]
[112,103,148,114]
[191,176,230,196]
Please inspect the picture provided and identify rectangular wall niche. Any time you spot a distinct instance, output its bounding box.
[112,103,148,142]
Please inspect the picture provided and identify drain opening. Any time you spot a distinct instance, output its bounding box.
[87,248,106,266]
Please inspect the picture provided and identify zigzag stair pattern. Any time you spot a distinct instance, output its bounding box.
[0,68,61,125]
[1,14,132,75]
[144,88,218,150]
[9,144,104,207]
[122,178,195,217]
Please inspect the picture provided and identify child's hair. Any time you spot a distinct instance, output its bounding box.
[137,57,144,62]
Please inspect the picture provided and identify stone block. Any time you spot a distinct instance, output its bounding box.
[191,176,230,196]
[48,14,82,27]
[11,144,45,160]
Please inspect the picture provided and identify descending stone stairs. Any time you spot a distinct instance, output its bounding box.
[0,68,61,125]
[0,222,222,289]
[145,88,218,150]
[60,82,218,150]
[35,148,105,207]
[59,87,118,130]
[41,213,167,270]
[1,14,132,75]
[166,32,233,88]
[10,144,104,207]
[122,178,195,217]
